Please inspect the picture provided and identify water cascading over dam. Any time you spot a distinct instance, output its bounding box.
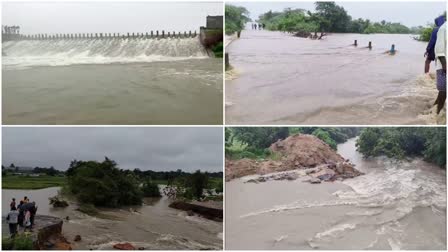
[2,35,209,68]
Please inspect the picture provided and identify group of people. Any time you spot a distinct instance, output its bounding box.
[251,23,265,30]
[424,15,446,114]
[2,25,20,35]
[6,197,38,238]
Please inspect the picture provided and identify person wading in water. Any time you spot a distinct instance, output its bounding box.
[10,198,16,210]
[434,21,446,114]
[425,15,445,74]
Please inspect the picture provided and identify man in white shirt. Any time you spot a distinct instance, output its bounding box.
[434,22,446,114]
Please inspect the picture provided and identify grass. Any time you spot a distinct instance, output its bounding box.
[2,175,66,189]
[2,234,34,250]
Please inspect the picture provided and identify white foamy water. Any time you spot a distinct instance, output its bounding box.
[3,37,208,69]
[226,138,446,250]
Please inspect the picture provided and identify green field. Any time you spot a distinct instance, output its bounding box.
[2,175,67,189]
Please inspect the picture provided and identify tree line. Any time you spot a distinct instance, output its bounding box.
[258,2,416,35]
[65,157,222,207]
[225,127,361,159]
[226,127,445,168]
[225,1,443,40]
[356,127,446,168]
[2,163,222,180]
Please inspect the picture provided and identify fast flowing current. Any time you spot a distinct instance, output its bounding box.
[2,37,223,124]
[225,138,446,250]
[2,187,223,250]
[226,30,444,125]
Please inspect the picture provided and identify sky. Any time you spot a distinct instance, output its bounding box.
[2,127,223,172]
[228,1,446,27]
[2,2,223,34]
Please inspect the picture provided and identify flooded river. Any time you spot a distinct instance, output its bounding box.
[226,30,443,125]
[3,187,223,250]
[3,38,223,125]
[225,138,446,250]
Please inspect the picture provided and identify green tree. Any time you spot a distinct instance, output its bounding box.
[356,128,446,168]
[314,2,351,32]
[225,5,251,35]
[312,128,337,149]
[232,127,289,149]
[142,180,161,197]
[67,157,143,207]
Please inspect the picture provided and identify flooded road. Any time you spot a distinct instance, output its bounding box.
[225,138,446,250]
[3,38,223,125]
[3,187,223,250]
[226,30,443,125]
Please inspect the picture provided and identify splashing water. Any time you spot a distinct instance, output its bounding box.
[3,37,208,69]
[226,138,446,250]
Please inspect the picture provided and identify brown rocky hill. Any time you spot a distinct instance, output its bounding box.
[226,134,362,181]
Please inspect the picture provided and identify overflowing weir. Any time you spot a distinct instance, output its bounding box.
[2,36,209,67]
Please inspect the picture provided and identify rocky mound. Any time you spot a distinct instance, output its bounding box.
[226,134,362,182]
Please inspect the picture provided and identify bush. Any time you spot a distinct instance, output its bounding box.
[173,170,210,200]
[418,27,433,42]
[215,180,223,194]
[356,128,446,168]
[49,196,69,208]
[211,42,223,58]
[312,129,337,150]
[188,170,209,199]
[142,180,161,197]
[232,127,289,149]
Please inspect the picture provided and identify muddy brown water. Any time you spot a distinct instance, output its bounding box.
[2,187,223,250]
[225,138,446,250]
[226,30,444,125]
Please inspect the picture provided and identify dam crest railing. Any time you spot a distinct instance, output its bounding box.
[2,31,198,41]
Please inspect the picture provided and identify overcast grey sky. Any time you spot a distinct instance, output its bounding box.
[3,127,223,172]
[2,2,223,34]
[229,1,446,27]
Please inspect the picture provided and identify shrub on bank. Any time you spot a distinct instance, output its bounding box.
[211,42,223,58]
[66,157,143,207]
[142,180,161,197]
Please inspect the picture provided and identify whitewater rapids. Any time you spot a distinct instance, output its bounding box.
[225,138,446,250]
[3,37,208,69]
